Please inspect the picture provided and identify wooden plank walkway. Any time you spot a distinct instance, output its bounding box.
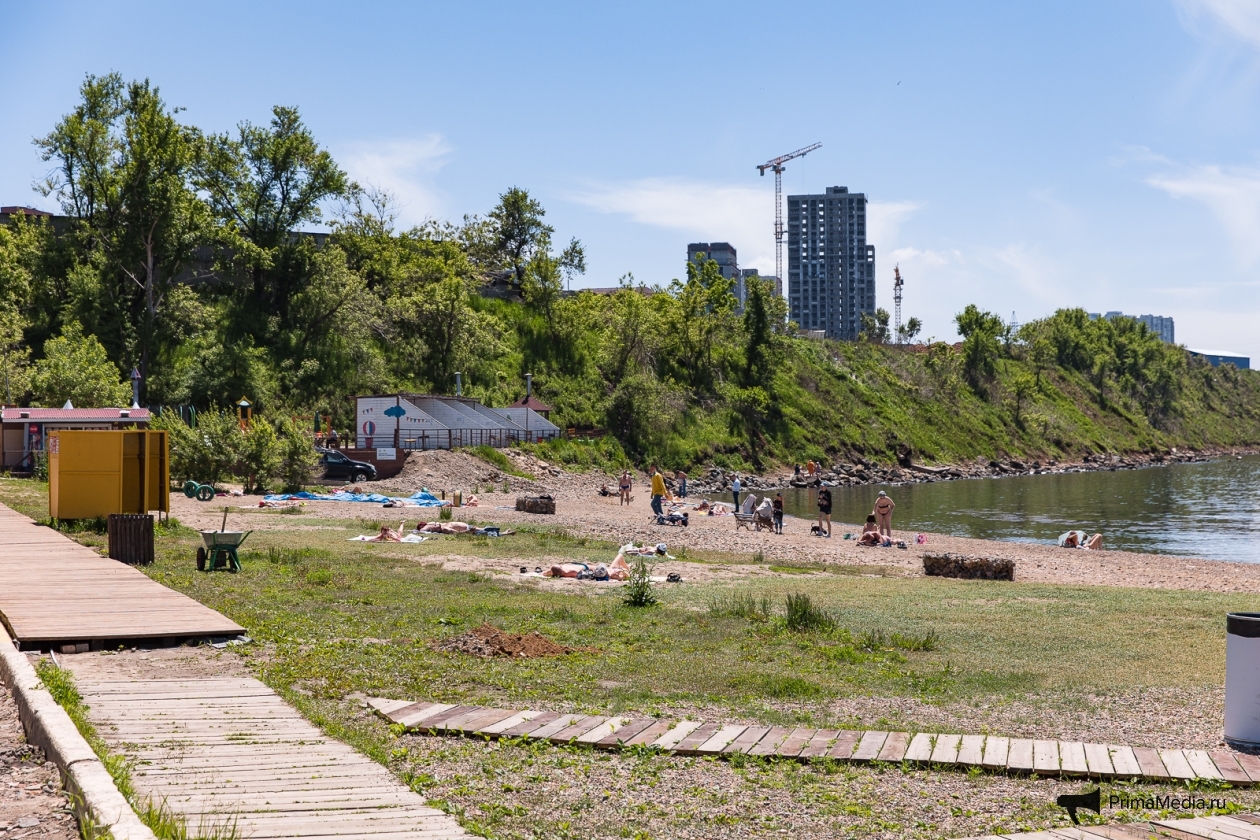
[69,673,466,839]
[0,504,243,646]
[369,696,1260,788]
[957,813,1260,838]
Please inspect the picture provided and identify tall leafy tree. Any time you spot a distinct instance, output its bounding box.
[35,73,209,395]
[29,322,130,407]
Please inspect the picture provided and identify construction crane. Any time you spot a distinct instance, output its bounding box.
[893,265,904,343]
[757,142,821,289]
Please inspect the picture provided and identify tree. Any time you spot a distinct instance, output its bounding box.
[35,74,210,395]
[954,304,1005,389]
[859,308,892,343]
[240,418,281,493]
[0,308,30,404]
[896,316,923,344]
[28,322,130,407]
[1007,369,1036,426]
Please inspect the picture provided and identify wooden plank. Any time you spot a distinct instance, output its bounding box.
[956,735,985,767]
[544,715,607,743]
[1195,817,1260,840]
[904,733,935,763]
[396,703,457,729]
[1007,739,1034,772]
[1152,818,1260,840]
[748,727,792,757]
[853,731,889,762]
[1183,750,1224,781]
[409,705,481,732]
[1132,747,1170,780]
[673,723,723,755]
[1082,743,1114,778]
[797,729,839,760]
[877,731,911,763]
[595,718,657,748]
[693,725,747,756]
[441,707,518,734]
[1159,749,1197,781]
[648,721,702,751]
[930,733,961,765]
[476,710,543,736]
[776,728,816,758]
[499,711,561,738]
[1235,752,1260,784]
[1208,750,1253,786]
[982,736,1009,770]
[623,719,678,748]
[1033,740,1060,775]
[519,714,585,741]
[575,717,632,745]
[1109,745,1142,778]
[826,729,862,760]
[722,726,773,755]
[1059,742,1088,777]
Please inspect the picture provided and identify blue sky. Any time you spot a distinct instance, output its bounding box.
[4,1,1260,359]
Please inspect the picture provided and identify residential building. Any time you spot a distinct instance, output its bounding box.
[1,407,150,471]
[787,186,875,339]
[739,268,781,301]
[688,242,747,309]
[1087,311,1175,344]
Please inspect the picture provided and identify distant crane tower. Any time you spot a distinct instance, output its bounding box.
[757,142,822,289]
[893,265,904,343]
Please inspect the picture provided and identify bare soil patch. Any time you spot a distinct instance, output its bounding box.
[0,680,76,840]
[434,623,575,658]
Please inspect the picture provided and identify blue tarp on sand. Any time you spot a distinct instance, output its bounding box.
[263,490,447,506]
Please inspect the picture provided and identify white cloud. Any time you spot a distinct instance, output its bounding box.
[890,246,962,269]
[1178,0,1260,48]
[565,178,777,272]
[1147,163,1260,264]
[338,135,452,225]
[865,200,922,256]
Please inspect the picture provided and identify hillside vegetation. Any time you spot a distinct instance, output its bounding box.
[2,73,1258,475]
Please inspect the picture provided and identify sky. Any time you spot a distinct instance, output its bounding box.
[3,1,1260,358]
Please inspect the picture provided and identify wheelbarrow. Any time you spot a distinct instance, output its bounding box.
[197,529,251,572]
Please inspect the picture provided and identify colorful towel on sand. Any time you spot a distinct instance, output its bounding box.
[264,490,447,506]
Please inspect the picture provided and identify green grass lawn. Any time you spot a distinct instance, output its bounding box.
[0,476,1242,725]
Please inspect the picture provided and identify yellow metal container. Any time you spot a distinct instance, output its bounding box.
[48,430,169,520]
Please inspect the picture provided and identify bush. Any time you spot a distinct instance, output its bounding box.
[151,409,242,487]
[784,592,834,633]
[622,554,657,607]
[240,418,281,494]
[274,416,317,491]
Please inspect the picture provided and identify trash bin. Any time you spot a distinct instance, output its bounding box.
[107,514,154,565]
[1225,612,1260,747]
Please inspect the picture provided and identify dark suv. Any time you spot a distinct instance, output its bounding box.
[317,448,377,483]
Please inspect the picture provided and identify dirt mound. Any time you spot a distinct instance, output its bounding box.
[435,623,573,658]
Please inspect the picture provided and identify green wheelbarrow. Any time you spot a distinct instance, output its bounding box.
[197,530,252,573]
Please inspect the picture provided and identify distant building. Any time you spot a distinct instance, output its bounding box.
[739,267,781,301]
[1087,311,1175,344]
[1188,349,1250,369]
[788,186,875,340]
[1,407,150,471]
[688,242,747,310]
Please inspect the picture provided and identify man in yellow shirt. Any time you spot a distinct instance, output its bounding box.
[650,468,666,517]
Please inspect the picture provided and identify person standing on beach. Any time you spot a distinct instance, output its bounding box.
[732,475,742,508]
[650,467,666,517]
[874,490,895,536]
[619,470,632,506]
[817,487,832,537]
[676,468,688,499]
[772,493,784,534]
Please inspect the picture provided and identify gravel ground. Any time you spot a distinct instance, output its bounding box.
[0,678,77,840]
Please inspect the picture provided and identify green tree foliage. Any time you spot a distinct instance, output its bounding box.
[859,308,892,343]
[240,418,281,493]
[28,322,129,407]
[955,304,1006,390]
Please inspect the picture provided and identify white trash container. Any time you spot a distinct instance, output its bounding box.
[1225,612,1260,747]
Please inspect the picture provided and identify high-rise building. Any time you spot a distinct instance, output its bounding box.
[1088,311,1175,344]
[787,186,875,339]
[688,242,746,309]
[739,268,780,302]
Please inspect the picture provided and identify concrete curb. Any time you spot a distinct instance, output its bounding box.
[0,631,156,840]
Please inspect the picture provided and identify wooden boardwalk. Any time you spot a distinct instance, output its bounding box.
[70,672,466,839]
[0,504,242,647]
[370,697,1260,787]
[958,813,1260,838]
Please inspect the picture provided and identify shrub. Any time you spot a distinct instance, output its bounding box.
[622,554,657,607]
[240,418,281,494]
[438,506,452,521]
[275,416,317,491]
[784,592,834,633]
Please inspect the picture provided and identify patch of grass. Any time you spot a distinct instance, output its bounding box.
[784,592,835,633]
[707,591,774,622]
[438,506,453,521]
[622,555,657,607]
[465,445,533,478]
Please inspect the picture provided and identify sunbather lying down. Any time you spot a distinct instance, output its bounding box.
[856,530,892,547]
[1058,530,1103,550]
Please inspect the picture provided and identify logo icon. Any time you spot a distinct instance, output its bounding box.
[1056,787,1101,824]
[383,405,406,418]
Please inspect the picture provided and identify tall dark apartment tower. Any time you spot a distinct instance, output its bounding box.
[787,186,875,339]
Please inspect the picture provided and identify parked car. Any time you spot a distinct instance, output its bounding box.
[316,448,376,483]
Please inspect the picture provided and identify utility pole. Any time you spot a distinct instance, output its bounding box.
[757,143,822,291]
[893,265,904,344]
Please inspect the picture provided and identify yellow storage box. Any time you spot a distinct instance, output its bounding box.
[48,430,169,520]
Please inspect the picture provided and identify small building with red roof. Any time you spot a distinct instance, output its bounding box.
[2,406,150,471]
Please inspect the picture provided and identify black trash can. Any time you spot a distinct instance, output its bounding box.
[107,514,154,565]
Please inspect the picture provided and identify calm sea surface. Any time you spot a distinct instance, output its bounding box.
[767,455,1260,563]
